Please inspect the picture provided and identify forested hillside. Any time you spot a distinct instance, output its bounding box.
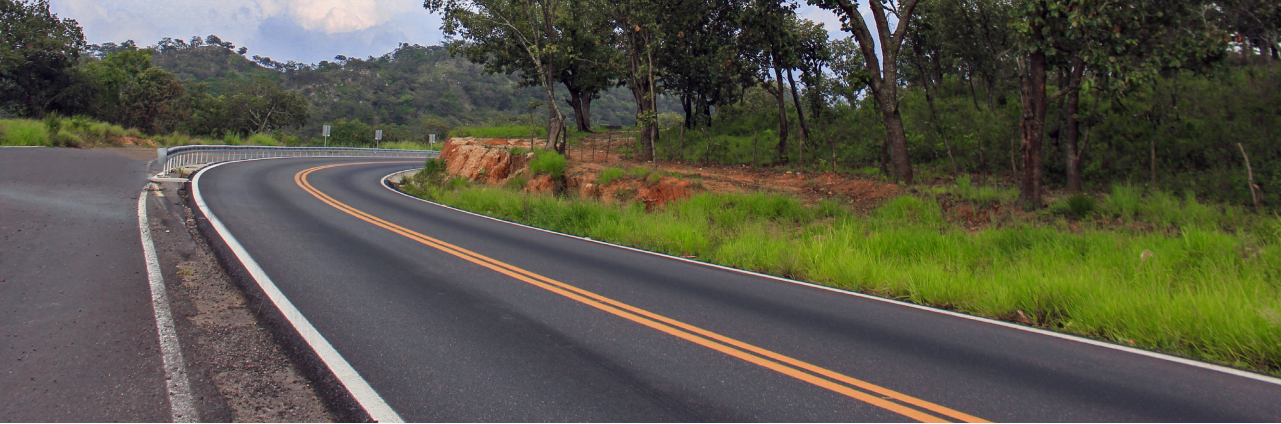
[149,41,660,138]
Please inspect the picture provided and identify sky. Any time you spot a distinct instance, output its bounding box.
[49,0,860,65]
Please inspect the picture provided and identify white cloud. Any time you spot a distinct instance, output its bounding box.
[288,0,388,33]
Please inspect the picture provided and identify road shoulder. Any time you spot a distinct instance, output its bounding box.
[145,180,335,422]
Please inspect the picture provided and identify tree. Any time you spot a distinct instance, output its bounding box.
[427,0,571,152]
[117,67,188,134]
[1014,0,1226,206]
[0,0,85,116]
[612,0,664,162]
[656,0,757,130]
[558,0,620,132]
[742,0,802,163]
[808,0,923,184]
[224,78,309,134]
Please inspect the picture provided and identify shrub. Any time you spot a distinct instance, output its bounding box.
[598,167,624,186]
[506,174,528,190]
[42,113,63,135]
[51,130,83,148]
[1104,183,1142,219]
[422,158,447,176]
[530,149,567,179]
[447,175,470,190]
[628,167,651,179]
[875,196,943,225]
[1066,194,1097,219]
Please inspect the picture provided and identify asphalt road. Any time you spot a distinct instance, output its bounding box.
[196,157,1281,422]
[0,147,169,421]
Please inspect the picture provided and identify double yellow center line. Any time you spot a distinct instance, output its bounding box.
[296,163,988,423]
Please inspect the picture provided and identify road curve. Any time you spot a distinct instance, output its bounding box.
[194,157,1281,422]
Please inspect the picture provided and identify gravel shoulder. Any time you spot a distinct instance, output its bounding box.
[146,180,335,422]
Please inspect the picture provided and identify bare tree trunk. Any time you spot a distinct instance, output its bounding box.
[787,68,810,142]
[1064,59,1086,193]
[1017,9,1048,210]
[772,55,790,163]
[752,133,758,170]
[878,93,914,184]
[830,137,836,172]
[567,89,590,132]
[1150,137,1157,189]
[682,94,694,129]
[678,125,686,161]
[1239,142,1260,208]
[581,95,593,132]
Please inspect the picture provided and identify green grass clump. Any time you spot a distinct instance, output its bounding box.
[396,174,1281,375]
[530,149,567,179]
[598,167,624,186]
[1067,194,1097,219]
[1098,184,1245,229]
[246,133,280,146]
[952,174,1017,204]
[0,119,51,146]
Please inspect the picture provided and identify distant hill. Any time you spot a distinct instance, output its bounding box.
[150,42,667,137]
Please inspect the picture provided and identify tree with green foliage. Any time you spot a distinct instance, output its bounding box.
[223,78,309,134]
[612,0,664,162]
[557,0,620,132]
[1013,0,1226,208]
[807,0,923,184]
[74,48,190,133]
[742,0,801,163]
[426,0,571,152]
[0,0,85,116]
[657,0,757,130]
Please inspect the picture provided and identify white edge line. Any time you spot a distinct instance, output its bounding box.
[379,169,1281,387]
[192,158,405,423]
[138,188,199,422]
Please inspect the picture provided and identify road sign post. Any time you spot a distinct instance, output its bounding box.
[429,133,436,150]
[322,124,331,147]
[375,129,383,148]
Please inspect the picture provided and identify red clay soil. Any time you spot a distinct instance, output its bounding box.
[439,137,534,184]
[438,133,905,211]
[565,132,903,211]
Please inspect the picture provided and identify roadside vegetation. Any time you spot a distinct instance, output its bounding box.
[0,116,437,149]
[401,158,1281,376]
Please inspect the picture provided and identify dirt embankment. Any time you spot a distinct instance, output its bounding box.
[439,136,699,209]
[439,137,534,184]
[438,133,913,211]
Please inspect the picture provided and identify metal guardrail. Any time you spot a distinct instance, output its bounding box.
[157,145,439,175]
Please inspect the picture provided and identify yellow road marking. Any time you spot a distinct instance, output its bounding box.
[296,163,989,424]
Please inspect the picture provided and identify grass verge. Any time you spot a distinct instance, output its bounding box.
[400,166,1281,375]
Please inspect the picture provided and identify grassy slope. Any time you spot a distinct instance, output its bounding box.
[400,168,1281,375]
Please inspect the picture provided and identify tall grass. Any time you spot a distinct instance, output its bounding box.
[0,119,51,146]
[952,174,1018,204]
[400,175,1281,374]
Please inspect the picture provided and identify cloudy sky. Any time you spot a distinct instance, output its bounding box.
[49,0,855,65]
